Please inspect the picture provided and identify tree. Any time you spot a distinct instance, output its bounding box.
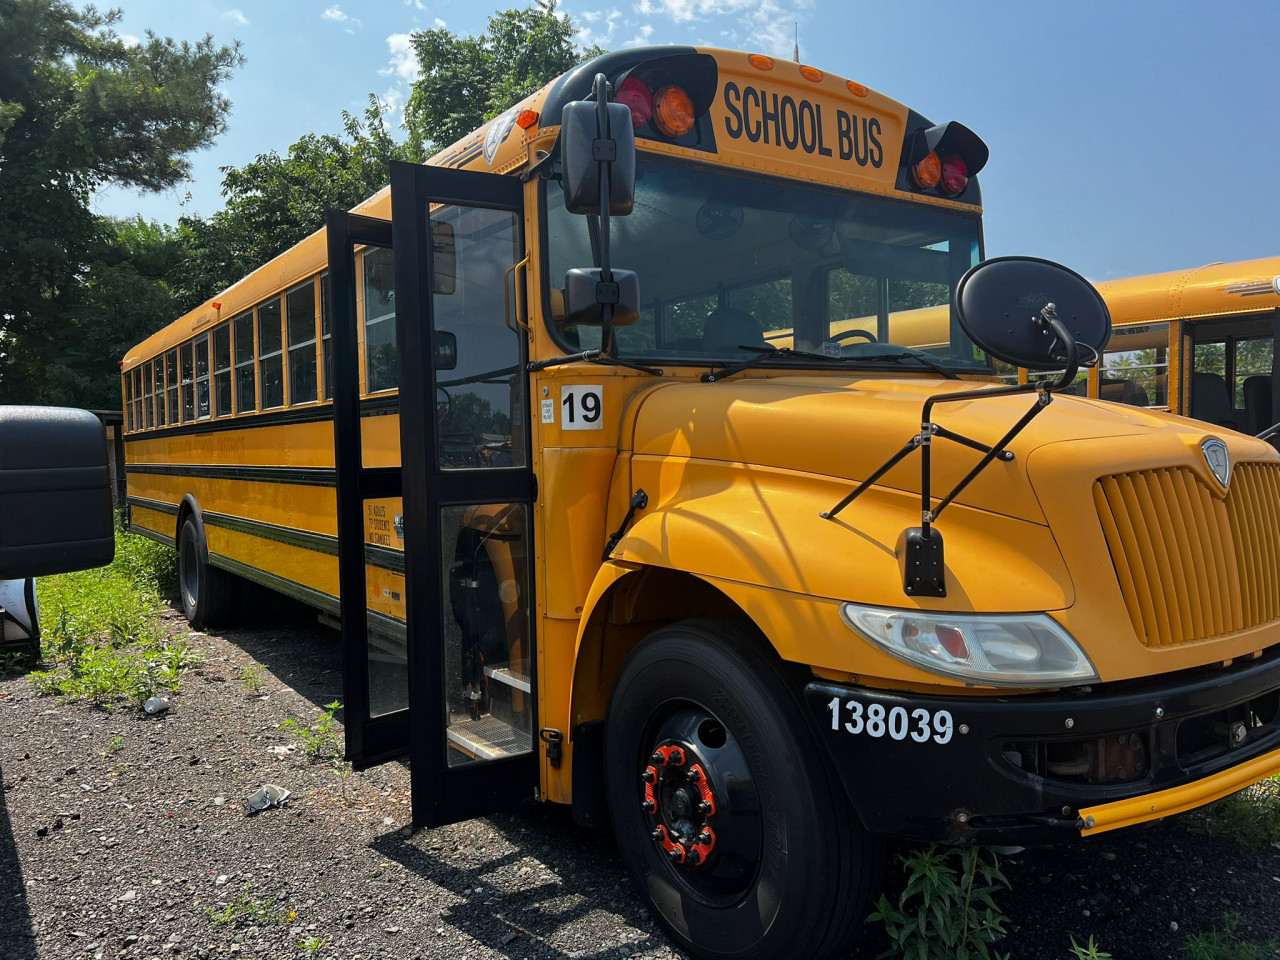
[0,0,242,402]
[404,1,602,153]
[174,97,419,309]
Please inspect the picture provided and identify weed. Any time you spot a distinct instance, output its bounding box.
[29,527,196,708]
[206,883,294,928]
[297,935,332,956]
[1184,913,1277,960]
[0,650,33,677]
[1069,935,1113,959]
[103,735,125,755]
[240,663,268,695]
[281,701,344,761]
[1205,778,1280,850]
[868,845,1011,960]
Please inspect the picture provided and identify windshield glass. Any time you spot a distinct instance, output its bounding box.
[545,156,986,370]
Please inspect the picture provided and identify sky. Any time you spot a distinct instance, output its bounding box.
[93,0,1280,283]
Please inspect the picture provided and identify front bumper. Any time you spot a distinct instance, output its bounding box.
[805,645,1280,845]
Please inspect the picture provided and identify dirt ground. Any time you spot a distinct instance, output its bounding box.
[2,610,1279,960]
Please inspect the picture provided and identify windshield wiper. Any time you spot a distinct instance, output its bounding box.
[528,349,663,376]
[702,345,962,383]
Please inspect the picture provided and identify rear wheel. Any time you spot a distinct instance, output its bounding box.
[178,516,237,630]
[605,618,882,960]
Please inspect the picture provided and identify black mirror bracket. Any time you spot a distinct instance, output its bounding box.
[821,301,1088,598]
[590,73,618,356]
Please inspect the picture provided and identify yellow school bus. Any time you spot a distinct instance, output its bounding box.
[1094,257,1280,431]
[122,47,1280,960]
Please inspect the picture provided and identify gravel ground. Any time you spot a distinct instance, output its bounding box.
[2,609,1279,960]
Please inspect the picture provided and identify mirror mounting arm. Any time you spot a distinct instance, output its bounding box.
[592,73,617,356]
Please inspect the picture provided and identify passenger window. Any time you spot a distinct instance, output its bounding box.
[1100,323,1168,408]
[213,325,232,416]
[1234,337,1273,408]
[234,312,255,413]
[166,350,179,424]
[731,277,792,346]
[181,344,194,421]
[153,357,166,426]
[258,298,284,409]
[195,335,211,419]
[363,248,396,393]
[142,361,154,429]
[124,371,134,432]
[287,281,318,405]
[320,272,332,400]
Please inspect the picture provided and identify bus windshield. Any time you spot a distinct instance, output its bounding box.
[545,155,986,371]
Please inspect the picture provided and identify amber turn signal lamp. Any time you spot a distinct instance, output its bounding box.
[748,54,774,71]
[846,80,869,97]
[212,300,222,311]
[911,151,942,189]
[799,65,823,83]
[515,109,539,129]
[653,85,695,138]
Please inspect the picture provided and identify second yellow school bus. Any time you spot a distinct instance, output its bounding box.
[123,46,1280,960]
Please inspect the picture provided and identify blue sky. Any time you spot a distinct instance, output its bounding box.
[94,0,1280,282]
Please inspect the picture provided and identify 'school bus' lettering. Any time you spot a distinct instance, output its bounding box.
[120,46,1280,960]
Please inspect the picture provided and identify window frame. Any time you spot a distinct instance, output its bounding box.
[166,349,179,425]
[257,296,285,410]
[213,323,232,417]
[233,311,256,414]
[194,333,212,420]
[286,278,319,407]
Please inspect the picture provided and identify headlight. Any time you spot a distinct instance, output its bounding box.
[840,604,1098,688]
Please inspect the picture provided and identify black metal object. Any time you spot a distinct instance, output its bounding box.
[571,720,608,828]
[822,302,1085,597]
[325,210,408,770]
[540,729,564,768]
[603,488,648,560]
[804,644,1280,845]
[388,160,537,829]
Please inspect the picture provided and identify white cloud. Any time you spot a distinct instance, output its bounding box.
[630,0,804,57]
[434,17,446,27]
[581,8,602,21]
[578,7,621,46]
[223,9,248,26]
[118,33,141,47]
[321,5,361,26]
[380,33,420,83]
[623,23,654,46]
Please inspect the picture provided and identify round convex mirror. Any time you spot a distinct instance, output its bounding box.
[955,256,1111,370]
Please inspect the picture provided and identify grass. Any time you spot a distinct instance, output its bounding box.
[1184,914,1277,960]
[28,523,193,708]
[280,701,345,761]
[206,883,294,927]
[1204,777,1280,850]
[296,935,332,956]
[240,663,268,695]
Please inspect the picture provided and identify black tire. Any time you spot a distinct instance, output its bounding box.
[605,618,883,960]
[177,516,237,630]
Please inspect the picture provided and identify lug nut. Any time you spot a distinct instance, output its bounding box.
[641,769,656,783]
[667,847,683,862]
[651,751,665,765]
[642,799,655,813]
[687,849,702,865]
[670,748,685,765]
[698,801,712,814]
[697,830,712,844]
[651,828,664,841]
[688,768,702,782]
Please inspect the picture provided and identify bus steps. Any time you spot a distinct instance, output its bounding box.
[484,665,531,693]
[446,714,532,761]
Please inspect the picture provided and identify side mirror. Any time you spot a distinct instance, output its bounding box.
[560,98,636,216]
[0,406,114,578]
[434,330,458,370]
[564,268,640,327]
[955,256,1111,370]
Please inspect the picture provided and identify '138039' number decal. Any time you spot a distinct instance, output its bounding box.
[826,697,953,744]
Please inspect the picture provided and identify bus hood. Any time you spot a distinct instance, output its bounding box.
[628,374,1199,526]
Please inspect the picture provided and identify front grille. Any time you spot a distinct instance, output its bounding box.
[1094,463,1280,647]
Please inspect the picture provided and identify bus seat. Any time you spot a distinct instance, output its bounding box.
[702,307,765,354]
[1191,372,1235,428]
[1244,375,1272,434]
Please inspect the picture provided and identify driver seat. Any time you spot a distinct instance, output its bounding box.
[702,307,765,354]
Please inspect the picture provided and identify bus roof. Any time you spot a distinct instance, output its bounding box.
[125,45,985,368]
[1095,255,1280,327]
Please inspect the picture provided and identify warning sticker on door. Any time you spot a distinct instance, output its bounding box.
[541,398,555,424]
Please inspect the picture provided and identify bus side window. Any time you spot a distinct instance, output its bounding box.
[124,370,134,432]
[166,349,179,424]
[287,281,318,405]
[153,357,166,426]
[213,324,232,416]
[195,334,211,419]
[1101,323,1168,409]
[142,360,154,429]
[320,273,332,401]
[180,343,194,422]
[233,312,255,413]
[258,297,284,409]
[363,248,397,394]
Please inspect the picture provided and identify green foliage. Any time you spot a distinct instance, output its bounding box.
[404,1,602,152]
[239,663,268,696]
[206,883,294,927]
[29,526,191,706]
[297,935,332,956]
[1184,914,1277,960]
[868,845,1011,960]
[0,0,241,405]
[103,734,125,755]
[281,701,345,761]
[1205,777,1280,850]
[1069,935,1113,959]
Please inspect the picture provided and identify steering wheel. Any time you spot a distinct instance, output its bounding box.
[829,329,878,344]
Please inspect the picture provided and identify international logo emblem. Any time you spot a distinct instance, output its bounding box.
[1202,438,1231,488]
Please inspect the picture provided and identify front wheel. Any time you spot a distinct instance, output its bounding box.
[605,619,882,960]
